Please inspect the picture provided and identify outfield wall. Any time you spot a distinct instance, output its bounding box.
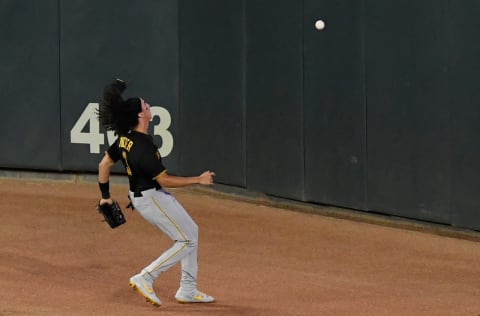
[1,0,480,231]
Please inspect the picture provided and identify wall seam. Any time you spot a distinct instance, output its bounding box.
[57,0,63,171]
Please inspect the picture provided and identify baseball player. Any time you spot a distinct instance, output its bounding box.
[96,79,215,307]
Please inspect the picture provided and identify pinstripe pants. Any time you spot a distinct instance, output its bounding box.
[129,188,199,292]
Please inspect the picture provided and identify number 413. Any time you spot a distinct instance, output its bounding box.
[70,103,174,157]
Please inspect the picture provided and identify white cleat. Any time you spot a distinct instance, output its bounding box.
[129,274,162,307]
[175,289,215,303]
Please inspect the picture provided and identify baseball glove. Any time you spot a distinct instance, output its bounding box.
[97,200,126,229]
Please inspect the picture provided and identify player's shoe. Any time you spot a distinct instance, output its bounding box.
[129,274,162,307]
[175,289,215,303]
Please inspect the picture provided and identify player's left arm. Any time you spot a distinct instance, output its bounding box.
[146,145,215,188]
[155,170,215,188]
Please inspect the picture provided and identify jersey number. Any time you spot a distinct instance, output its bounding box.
[70,102,174,157]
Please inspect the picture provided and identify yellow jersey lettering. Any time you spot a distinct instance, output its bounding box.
[119,136,134,152]
[122,151,132,175]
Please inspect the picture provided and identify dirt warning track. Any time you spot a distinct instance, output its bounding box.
[1,177,479,316]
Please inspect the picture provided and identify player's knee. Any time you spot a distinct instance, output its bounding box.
[176,238,197,250]
[187,239,197,248]
[178,222,198,245]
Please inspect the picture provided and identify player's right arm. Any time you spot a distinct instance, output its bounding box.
[98,153,115,182]
[98,153,115,205]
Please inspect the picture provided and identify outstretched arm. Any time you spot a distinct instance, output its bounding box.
[156,170,215,188]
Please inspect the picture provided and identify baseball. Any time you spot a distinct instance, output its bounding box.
[315,20,325,30]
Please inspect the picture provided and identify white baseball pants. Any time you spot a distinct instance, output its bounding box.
[129,188,199,292]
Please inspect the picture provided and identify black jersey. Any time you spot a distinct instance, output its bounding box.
[107,131,166,192]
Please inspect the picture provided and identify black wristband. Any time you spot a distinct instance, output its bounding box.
[99,181,110,199]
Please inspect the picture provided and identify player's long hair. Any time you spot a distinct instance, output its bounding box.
[97,79,142,135]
